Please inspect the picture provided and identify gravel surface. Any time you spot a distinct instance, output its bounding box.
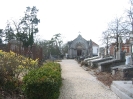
[58,59,120,99]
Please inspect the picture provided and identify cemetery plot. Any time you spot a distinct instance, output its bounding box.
[111,65,133,79]
[84,56,100,62]
[83,56,101,66]
[89,57,113,68]
[98,59,125,72]
[111,81,133,99]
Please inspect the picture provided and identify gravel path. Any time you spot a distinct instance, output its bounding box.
[58,59,120,99]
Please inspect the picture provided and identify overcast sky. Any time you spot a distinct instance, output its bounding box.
[0,0,130,46]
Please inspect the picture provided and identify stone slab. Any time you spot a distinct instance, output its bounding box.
[111,65,133,78]
[87,58,102,66]
[111,65,133,70]
[98,59,125,72]
[111,81,133,99]
[89,57,113,67]
[84,56,100,62]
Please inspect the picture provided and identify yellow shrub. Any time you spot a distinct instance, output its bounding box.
[0,50,39,91]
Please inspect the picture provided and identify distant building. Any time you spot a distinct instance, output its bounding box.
[67,34,99,58]
[109,39,130,56]
[92,41,99,56]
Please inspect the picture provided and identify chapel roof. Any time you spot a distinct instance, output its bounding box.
[92,41,99,46]
[73,34,87,41]
[68,34,99,46]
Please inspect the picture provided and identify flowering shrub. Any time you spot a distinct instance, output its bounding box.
[0,50,38,92]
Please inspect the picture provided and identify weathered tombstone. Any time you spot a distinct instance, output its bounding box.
[99,47,105,58]
[98,59,126,72]
[111,65,133,79]
[120,51,125,61]
[115,37,125,61]
[116,37,122,60]
[90,57,113,68]
[125,55,132,65]
[83,56,100,66]
[114,46,116,58]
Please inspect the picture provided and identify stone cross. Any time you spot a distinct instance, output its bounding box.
[78,31,81,34]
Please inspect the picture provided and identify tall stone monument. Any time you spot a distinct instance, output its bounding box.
[116,37,125,61]
[116,37,122,60]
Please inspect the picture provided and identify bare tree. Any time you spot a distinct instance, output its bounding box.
[101,30,112,55]
[127,0,133,40]
[108,17,130,51]
[128,0,133,18]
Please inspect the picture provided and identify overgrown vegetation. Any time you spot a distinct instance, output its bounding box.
[0,50,62,99]
[0,50,38,98]
[91,69,123,86]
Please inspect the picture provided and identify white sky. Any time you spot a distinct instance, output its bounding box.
[0,0,130,46]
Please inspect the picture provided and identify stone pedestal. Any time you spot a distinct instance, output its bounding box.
[116,51,121,60]
[125,55,132,65]
[116,51,125,61]
[111,81,133,99]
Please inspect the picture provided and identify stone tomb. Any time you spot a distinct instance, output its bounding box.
[97,37,126,72]
[111,65,133,79]
[83,56,101,66]
[111,81,133,99]
[87,57,102,66]
[84,56,100,62]
[98,59,125,72]
[89,57,113,68]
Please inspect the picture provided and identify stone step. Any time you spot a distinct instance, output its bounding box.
[111,81,133,99]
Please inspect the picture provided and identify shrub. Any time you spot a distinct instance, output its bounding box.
[22,62,62,99]
[0,50,38,92]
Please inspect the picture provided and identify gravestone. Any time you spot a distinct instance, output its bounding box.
[99,47,105,58]
[97,38,125,72]
[111,81,133,99]
[90,57,113,68]
[111,65,133,79]
[98,59,125,72]
[115,37,125,61]
[125,55,132,65]
[83,56,100,66]
[84,56,100,62]
[120,51,126,61]
[116,37,122,60]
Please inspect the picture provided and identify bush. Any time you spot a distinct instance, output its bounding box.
[0,50,38,93]
[22,62,62,99]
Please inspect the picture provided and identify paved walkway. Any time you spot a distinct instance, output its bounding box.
[58,59,120,99]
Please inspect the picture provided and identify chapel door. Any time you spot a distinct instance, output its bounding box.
[77,49,82,56]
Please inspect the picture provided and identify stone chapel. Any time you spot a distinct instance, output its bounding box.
[67,34,98,58]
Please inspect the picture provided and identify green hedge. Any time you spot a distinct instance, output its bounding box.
[22,62,62,99]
